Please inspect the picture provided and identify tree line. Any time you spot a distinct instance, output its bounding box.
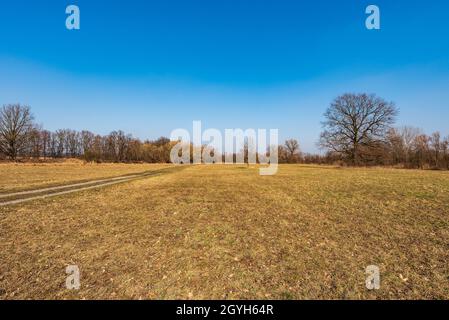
[0,104,174,163]
[1,97,448,170]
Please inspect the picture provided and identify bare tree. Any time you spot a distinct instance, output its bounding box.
[442,136,449,170]
[284,139,301,163]
[41,130,51,159]
[386,128,404,165]
[65,130,80,157]
[55,129,66,157]
[0,104,35,160]
[28,125,43,158]
[413,134,430,169]
[387,126,422,167]
[320,93,398,165]
[430,132,441,168]
[80,130,94,155]
[116,130,129,162]
[399,126,421,166]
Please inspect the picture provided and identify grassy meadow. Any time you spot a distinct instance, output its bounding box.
[0,163,448,299]
[0,161,171,193]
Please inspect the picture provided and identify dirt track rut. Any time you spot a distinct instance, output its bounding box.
[0,166,183,207]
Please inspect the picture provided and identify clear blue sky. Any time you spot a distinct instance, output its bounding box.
[0,0,448,152]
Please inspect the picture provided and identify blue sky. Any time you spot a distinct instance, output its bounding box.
[0,0,448,152]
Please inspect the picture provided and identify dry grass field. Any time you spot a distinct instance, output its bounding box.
[0,161,172,193]
[0,163,448,299]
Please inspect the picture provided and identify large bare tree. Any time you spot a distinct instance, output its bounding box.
[320,93,398,165]
[0,104,35,160]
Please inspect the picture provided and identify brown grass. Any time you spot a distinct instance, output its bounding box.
[0,164,448,299]
[0,161,171,193]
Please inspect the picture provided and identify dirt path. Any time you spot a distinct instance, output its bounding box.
[0,166,183,207]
